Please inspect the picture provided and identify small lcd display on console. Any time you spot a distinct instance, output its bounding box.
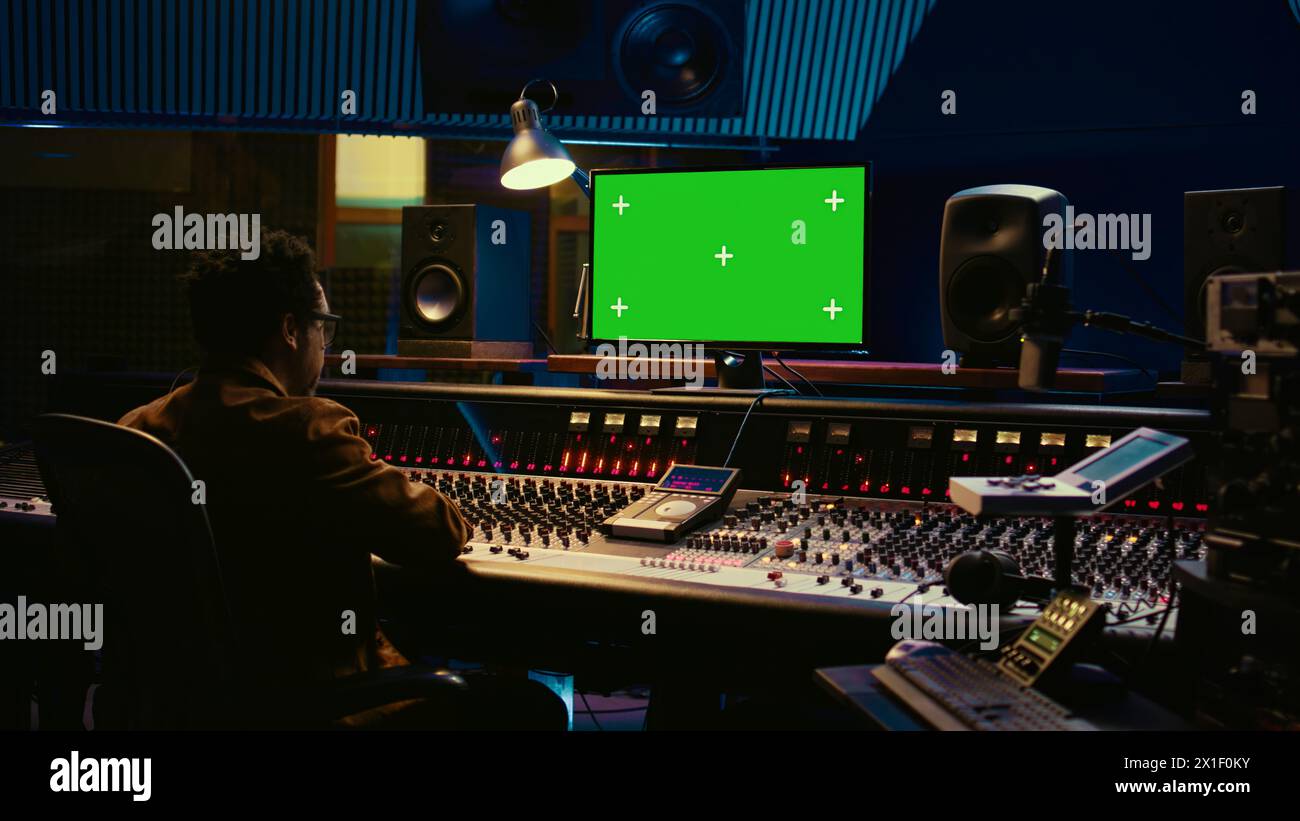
[1074,435,1168,481]
[659,466,735,493]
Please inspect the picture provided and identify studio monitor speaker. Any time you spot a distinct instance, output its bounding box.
[1183,186,1285,341]
[398,204,532,358]
[939,185,1071,367]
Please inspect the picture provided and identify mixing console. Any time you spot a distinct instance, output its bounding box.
[0,443,52,522]
[413,468,1204,618]
[11,378,1216,647]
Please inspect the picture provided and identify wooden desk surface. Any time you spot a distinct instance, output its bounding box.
[321,353,1206,398]
[547,355,1149,393]
[323,354,547,372]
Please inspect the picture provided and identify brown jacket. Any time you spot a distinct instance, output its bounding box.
[118,356,468,688]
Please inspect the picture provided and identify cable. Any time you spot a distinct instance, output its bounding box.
[1109,606,1178,627]
[1059,347,1159,389]
[723,393,776,469]
[169,365,198,394]
[761,362,800,394]
[1079,310,1205,352]
[771,353,823,396]
[1098,247,1184,328]
[577,690,603,731]
[532,321,559,355]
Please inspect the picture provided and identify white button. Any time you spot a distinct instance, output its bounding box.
[655,500,699,517]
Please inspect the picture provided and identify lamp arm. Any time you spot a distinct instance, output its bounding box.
[571,167,591,199]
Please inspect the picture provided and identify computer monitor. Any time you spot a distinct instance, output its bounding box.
[588,164,870,350]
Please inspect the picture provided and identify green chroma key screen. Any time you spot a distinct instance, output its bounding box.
[591,165,869,346]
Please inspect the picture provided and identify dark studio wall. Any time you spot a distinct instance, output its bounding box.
[0,129,319,436]
[779,0,1300,373]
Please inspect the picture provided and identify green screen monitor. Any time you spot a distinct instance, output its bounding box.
[589,164,870,349]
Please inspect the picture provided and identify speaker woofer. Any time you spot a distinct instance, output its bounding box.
[947,255,1024,342]
[409,262,466,328]
[616,3,730,106]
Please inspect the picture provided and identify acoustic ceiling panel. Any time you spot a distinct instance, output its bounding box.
[0,0,936,143]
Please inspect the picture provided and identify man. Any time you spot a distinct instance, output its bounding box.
[118,231,540,726]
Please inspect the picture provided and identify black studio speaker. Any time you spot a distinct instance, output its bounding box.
[398,205,533,358]
[1183,186,1286,341]
[416,0,746,118]
[939,185,1071,367]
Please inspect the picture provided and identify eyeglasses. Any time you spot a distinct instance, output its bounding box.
[310,311,342,348]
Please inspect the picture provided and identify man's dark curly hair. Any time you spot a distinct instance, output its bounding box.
[183,229,320,357]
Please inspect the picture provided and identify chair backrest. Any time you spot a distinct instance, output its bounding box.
[32,413,236,729]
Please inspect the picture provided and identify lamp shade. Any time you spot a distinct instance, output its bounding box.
[499,97,576,190]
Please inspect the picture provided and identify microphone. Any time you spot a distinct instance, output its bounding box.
[1015,245,1074,391]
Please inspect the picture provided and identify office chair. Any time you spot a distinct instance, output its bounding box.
[31,413,472,729]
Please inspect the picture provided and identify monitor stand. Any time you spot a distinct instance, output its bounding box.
[651,350,784,396]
